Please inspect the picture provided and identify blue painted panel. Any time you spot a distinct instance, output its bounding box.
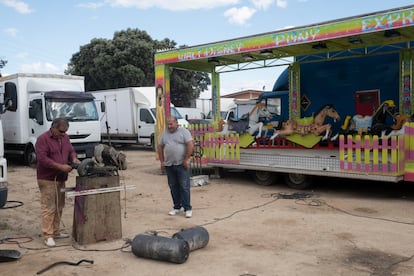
[299,53,400,133]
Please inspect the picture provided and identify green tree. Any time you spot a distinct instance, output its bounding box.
[170,66,210,107]
[0,59,7,77]
[66,29,210,106]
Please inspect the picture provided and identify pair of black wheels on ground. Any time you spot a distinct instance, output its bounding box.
[252,170,312,190]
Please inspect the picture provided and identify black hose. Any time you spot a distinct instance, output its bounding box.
[36,259,94,275]
[0,200,24,209]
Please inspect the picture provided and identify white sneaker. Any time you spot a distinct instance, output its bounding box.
[168,209,180,216]
[54,232,70,239]
[185,210,192,218]
[44,237,56,247]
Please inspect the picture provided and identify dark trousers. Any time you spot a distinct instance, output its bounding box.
[165,165,192,211]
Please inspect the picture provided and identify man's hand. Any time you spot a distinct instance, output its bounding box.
[72,158,81,164]
[183,158,190,170]
[60,164,73,173]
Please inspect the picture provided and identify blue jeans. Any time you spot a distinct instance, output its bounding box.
[165,165,191,211]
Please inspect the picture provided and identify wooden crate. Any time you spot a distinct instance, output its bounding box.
[73,176,122,245]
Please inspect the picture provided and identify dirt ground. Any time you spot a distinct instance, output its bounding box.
[1,147,414,276]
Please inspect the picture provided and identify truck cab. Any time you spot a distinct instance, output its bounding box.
[0,74,101,166]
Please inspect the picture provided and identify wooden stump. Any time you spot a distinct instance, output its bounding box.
[72,176,122,245]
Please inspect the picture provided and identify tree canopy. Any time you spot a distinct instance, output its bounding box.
[66,28,210,107]
[0,59,7,77]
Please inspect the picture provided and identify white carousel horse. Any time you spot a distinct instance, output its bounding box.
[270,104,341,141]
[217,102,273,138]
[246,102,273,138]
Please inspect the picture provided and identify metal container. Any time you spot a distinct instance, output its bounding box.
[172,226,209,251]
[131,234,189,264]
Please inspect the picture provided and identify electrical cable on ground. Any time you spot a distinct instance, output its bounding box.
[36,259,94,275]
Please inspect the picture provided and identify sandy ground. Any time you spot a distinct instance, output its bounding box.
[1,147,414,276]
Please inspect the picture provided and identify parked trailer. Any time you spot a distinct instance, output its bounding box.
[154,5,414,188]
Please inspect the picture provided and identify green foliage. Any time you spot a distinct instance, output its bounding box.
[66,28,210,106]
[170,68,210,107]
[0,59,7,76]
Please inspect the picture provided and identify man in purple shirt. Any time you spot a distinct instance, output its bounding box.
[36,118,80,247]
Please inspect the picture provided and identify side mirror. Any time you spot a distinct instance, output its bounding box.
[3,82,18,112]
[100,101,106,112]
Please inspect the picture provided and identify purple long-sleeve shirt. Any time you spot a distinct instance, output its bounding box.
[36,130,77,181]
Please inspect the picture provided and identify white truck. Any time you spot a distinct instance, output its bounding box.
[0,118,8,208]
[0,82,18,207]
[91,87,187,149]
[0,73,101,166]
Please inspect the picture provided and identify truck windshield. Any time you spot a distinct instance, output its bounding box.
[150,107,183,119]
[45,100,99,121]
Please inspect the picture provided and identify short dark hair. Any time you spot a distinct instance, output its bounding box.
[51,118,69,129]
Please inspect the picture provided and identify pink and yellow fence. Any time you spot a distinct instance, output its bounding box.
[187,123,240,165]
[339,135,403,175]
[403,123,414,181]
[339,123,414,179]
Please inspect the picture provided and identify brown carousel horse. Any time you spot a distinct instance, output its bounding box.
[270,104,341,140]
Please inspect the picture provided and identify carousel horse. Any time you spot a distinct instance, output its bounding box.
[381,113,412,138]
[340,100,400,137]
[217,102,273,138]
[369,100,397,137]
[270,104,341,141]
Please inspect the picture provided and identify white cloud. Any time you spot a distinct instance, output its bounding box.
[2,0,33,14]
[4,27,18,36]
[20,62,63,73]
[276,0,287,8]
[106,0,240,11]
[224,6,256,25]
[250,0,273,10]
[77,2,105,9]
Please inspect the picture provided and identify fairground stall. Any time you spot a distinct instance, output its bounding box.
[154,5,414,189]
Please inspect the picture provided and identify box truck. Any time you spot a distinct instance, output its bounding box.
[0,82,18,207]
[0,73,101,166]
[91,87,188,149]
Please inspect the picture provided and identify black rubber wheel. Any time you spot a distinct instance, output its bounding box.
[284,173,312,189]
[252,171,277,186]
[25,144,37,168]
[150,134,156,151]
[77,158,95,177]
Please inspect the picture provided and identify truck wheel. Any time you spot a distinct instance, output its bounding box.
[284,173,312,189]
[25,144,37,168]
[150,135,155,151]
[252,171,277,186]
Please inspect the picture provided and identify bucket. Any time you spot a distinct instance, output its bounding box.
[131,234,189,264]
[172,226,209,251]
